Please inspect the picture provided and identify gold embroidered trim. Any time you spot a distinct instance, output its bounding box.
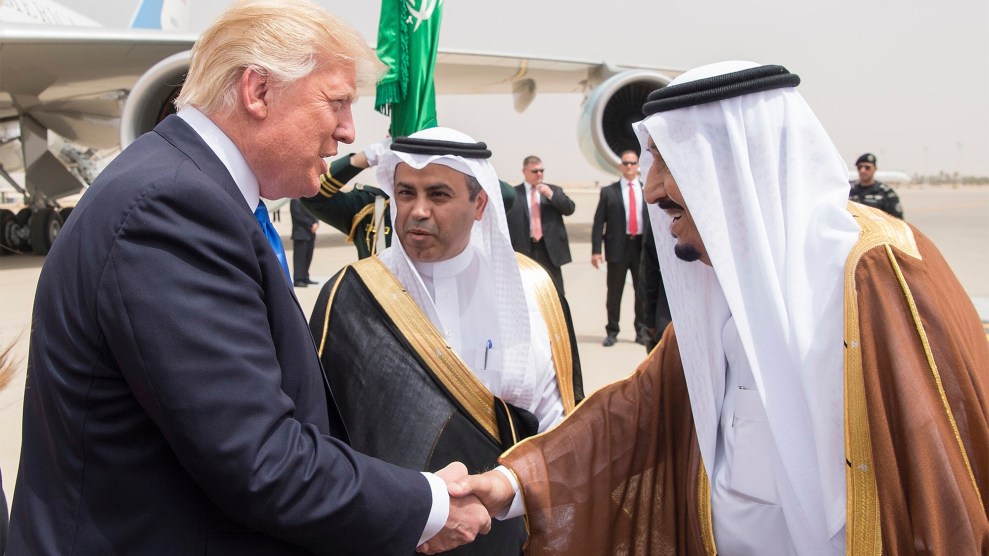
[885,245,984,512]
[847,202,920,261]
[515,254,576,414]
[316,267,348,356]
[498,398,519,445]
[318,172,345,196]
[697,465,717,555]
[346,204,375,244]
[318,183,340,197]
[351,257,500,440]
[843,204,884,555]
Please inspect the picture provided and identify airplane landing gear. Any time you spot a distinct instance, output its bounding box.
[0,207,63,255]
[29,207,63,255]
[0,209,19,255]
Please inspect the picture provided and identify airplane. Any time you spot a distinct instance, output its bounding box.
[0,0,681,255]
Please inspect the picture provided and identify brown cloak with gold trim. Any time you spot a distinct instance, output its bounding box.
[501,204,989,555]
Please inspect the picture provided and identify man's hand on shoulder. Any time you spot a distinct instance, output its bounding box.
[417,462,492,554]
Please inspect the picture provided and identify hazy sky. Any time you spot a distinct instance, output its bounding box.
[53,0,989,184]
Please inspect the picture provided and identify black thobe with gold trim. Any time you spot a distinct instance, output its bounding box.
[309,256,583,555]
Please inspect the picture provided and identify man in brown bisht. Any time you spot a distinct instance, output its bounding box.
[452,61,989,555]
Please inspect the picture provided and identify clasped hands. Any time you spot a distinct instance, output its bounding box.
[416,462,517,554]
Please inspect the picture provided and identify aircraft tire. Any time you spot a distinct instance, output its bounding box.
[29,207,63,256]
[15,208,30,225]
[0,209,18,256]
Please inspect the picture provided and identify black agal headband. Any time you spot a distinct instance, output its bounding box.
[390,136,492,159]
[642,64,800,115]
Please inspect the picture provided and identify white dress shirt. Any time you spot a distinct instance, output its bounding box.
[620,178,644,235]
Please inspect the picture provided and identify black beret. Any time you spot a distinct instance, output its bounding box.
[856,153,877,166]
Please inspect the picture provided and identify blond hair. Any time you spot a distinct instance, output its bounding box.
[175,0,385,116]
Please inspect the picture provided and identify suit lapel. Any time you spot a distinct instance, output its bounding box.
[154,115,251,217]
[515,184,530,227]
[612,181,627,229]
[155,115,300,306]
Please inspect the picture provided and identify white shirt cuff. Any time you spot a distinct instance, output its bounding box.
[418,472,450,545]
[493,465,525,520]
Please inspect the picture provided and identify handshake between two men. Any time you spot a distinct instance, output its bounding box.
[418,464,516,554]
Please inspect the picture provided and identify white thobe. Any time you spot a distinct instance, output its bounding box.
[413,246,565,432]
[711,317,797,555]
[499,318,804,551]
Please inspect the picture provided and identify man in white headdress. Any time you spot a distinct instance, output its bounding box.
[454,61,989,554]
[309,127,584,555]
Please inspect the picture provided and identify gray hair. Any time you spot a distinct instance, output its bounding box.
[464,174,484,201]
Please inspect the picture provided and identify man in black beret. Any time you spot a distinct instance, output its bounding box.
[848,153,904,218]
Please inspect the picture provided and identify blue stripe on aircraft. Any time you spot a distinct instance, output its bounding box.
[131,0,165,29]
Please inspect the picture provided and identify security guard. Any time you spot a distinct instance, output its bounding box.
[848,152,904,218]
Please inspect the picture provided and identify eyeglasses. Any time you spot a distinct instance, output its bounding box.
[528,168,545,173]
[621,161,638,166]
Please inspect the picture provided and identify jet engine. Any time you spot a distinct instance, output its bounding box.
[119,51,191,148]
[577,69,672,175]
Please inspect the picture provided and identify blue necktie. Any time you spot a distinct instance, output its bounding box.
[254,202,292,281]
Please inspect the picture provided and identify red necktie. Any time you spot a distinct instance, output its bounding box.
[530,186,543,241]
[628,181,639,235]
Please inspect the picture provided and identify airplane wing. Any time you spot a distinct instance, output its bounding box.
[0,24,674,146]
[0,21,678,255]
[0,25,196,148]
[434,49,674,94]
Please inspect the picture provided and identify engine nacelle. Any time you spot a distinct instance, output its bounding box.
[120,51,191,148]
[577,69,672,175]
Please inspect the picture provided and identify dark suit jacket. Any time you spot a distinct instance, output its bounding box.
[639,222,672,349]
[290,199,318,242]
[591,180,649,263]
[8,115,431,556]
[506,183,575,267]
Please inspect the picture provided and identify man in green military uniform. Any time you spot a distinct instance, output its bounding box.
[303,148,391,259]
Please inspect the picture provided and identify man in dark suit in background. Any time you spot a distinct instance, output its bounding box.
[506,155,576,294]
[638,222,672,352]
[290,199,319,287]
[7,2,489,555]
[591,150,649,346]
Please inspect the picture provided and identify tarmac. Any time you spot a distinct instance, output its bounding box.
[1,183,987,505]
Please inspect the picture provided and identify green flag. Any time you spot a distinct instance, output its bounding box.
[374,0,443,136]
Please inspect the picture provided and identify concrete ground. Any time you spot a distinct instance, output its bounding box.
[1,183,987,505]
